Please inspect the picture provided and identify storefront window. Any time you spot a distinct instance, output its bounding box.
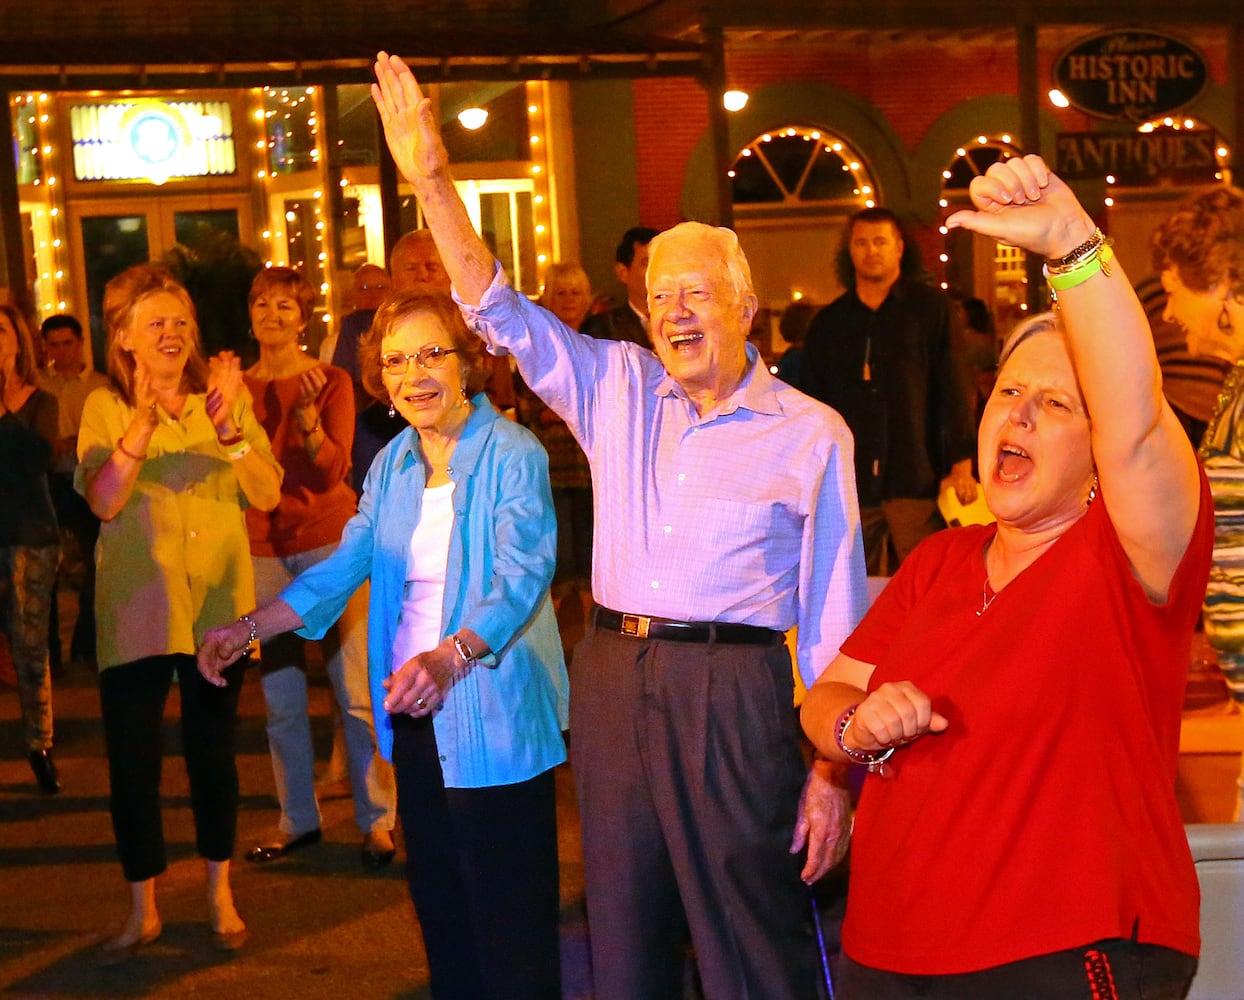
[264,87,320,175]
[13,94,42,186]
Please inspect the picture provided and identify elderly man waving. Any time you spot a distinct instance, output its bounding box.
[372,52,867,1000]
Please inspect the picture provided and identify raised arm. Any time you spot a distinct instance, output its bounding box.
[371,52,495,305]
[947,155,1200,599]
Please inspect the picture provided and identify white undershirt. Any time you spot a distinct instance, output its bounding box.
[391,482,456,672]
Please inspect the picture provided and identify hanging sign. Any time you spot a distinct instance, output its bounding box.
[1055,128,1220,185]
[1052,29,1208,123]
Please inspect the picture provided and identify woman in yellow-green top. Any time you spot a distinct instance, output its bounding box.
[75,263,281,964]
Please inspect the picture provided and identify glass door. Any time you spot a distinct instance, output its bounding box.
[68,195,252,366]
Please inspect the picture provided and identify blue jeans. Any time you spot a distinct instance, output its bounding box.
[252,544,395,837]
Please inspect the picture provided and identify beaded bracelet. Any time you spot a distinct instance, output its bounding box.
[834,704,896,773]
[452,634,477,670]
[238,614,258,647]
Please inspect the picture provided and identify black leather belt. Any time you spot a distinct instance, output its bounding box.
[594,607,781,646]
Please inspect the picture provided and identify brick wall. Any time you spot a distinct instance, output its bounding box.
[622,26,1234,287]
[631,77,711,229]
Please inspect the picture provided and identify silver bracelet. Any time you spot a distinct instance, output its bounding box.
[451,634,477,670]
[834,704,896,773]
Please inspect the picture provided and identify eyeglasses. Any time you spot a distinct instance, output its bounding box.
[380,345,458,375]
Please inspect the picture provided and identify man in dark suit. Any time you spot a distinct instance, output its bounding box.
[581,226,658,348]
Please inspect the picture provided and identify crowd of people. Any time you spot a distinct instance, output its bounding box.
[1,47,1241,1000]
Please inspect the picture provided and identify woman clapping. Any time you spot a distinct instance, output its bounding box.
[78,264,281,963]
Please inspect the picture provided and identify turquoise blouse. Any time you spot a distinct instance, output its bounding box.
[281,394,568,787]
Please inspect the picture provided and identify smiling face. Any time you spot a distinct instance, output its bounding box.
[1161,266,1242,362]
[647,229,755,402]
[380,310,468,434]
[120,290,195,381]
[250,288,308,351]
[978,329,1095,531]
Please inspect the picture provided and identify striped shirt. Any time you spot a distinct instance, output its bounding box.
[1200,359,1244,699]
[460,264,867,687]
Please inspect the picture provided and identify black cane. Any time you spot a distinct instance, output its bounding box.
[809,886,835,1000]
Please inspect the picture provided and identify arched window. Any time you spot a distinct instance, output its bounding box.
[731,126,876,212]
[940,135,1020,194]
[938,134,1028,330]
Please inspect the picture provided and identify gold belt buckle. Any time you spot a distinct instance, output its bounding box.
[620,614,651,639]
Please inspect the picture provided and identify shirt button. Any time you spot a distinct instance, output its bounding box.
[439,755,447,762]
[651,580,659,589]
[663,525,672,534]
[677,473,686,482]
[189,531,198,539]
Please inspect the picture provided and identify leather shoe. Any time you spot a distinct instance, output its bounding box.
[361,829,396,868]
[245,828,321,863]
[28,749,63,795]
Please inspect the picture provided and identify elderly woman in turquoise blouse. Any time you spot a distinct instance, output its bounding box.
[78,263,281,963]
[199,290,568,1000]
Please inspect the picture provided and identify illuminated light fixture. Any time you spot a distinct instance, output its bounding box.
[1048,89,1070,108]
[457,107,488,130]
[723,90,749,112]
[190,114,222,141]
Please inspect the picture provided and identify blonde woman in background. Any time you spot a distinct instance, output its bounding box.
[78,263,281,963]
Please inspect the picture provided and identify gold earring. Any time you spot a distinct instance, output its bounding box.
[388,401,396,418]
[1219,300,1235,333]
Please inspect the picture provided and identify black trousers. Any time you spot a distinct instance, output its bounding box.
[391,714,561,1000]
[837,940,1198,1000]
[570,626,820,1000]
[99,653,243,882]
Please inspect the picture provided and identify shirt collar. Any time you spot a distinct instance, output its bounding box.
[395,393,497,477]
[654,342,783,418]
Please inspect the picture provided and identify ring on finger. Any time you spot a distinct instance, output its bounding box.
[416,696,426,708]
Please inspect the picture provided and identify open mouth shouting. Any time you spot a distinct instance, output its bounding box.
[996,443,1032,483]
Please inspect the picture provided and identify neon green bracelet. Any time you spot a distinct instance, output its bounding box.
[1044,244,1115,300]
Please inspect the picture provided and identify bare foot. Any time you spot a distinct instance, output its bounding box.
[100,917,162,951]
